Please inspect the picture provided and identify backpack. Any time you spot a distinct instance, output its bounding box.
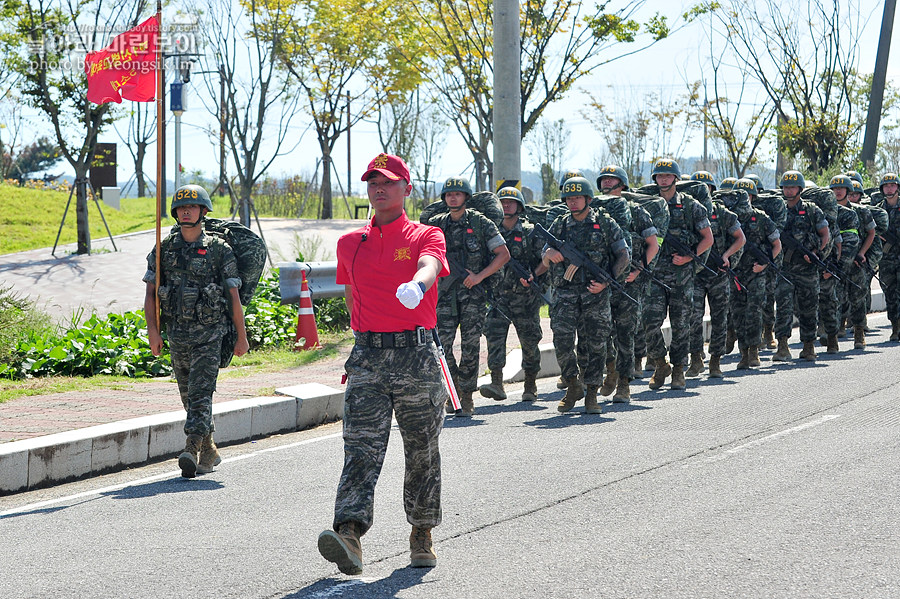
[622,190,670,239]
[869,204,889,235]
[523,202,568,229]
[636,180,711,206]
[420,190,504,227]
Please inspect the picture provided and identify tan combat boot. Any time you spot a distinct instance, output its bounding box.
[479,370,507,400]
[456,391,475,417]
[599,360,618,396]
[318,522,363,575]
[584,385,603,414]
[685,351,704,377]
[853,326,866,350]
[725,328,738,354]
[762,325,776,349]
[748,345,761,367]
[196,433,221,475]
[178,434,203,479]
[708,354,723,378]
[410,526,437,568]
[799,340,817,361]
[613,377,631,402]
[557,377,584,413]
[632,356,645,379]
[670,364,686,390]
[826,334,839,354]
[522,371,538,402]
[772,337,792,361]
[736,346,751,370]
[648,358,672,390]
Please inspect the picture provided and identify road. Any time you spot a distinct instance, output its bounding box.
[1,314,898,598]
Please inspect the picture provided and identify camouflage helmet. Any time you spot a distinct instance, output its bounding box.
[722,188,751,212]
[497,186,526,212]
[560,176,594,199]
[596,165,629,190]
[170,184,213,219]
[779,170,806,189]
[719,177,738,192]
[845,170,864,187]
[850,180,863,195]
[745,174,764,192]
[828,174,853,192]
[651,158,682,181]
[440,177,472,201]
[691,170,716,189]
[558,169,585,190]
[734,178,758,197]
[879,172,900,191]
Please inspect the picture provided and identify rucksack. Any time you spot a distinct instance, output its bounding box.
[636,180,711,206]
[622,190,670,239]
[523,202,568,229]
[869,204,889,235]
[419,190,504,227]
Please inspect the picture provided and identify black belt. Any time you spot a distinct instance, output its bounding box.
[355,327,434,349]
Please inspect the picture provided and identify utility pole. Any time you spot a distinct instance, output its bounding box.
[219,62,227,199]
[492,0,521,191]
[861,0,897,170]
[346,91,351,198]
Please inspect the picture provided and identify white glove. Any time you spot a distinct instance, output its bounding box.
[396,281,424,310]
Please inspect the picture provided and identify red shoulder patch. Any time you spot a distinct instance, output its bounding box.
[198,249,207,255]
[514,236,522,242]
[593,224,601,229]
[467,228,474,234]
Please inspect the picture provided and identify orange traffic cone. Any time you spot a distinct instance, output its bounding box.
[294,271,322,351]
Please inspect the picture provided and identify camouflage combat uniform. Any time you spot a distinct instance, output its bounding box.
[878,199,900,326]
[831,205,862,331]
[629,194,670,367]
[644,192,711,367]
[483,218,543,377]
[430,209,506,392]
[547,208,628,387]
[751,192,788,337]
[840,201,875,329]
[143,231,241,437]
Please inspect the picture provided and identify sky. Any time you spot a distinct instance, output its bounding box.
[11,0,900,196]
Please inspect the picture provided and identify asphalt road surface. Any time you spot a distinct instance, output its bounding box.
[1,314,898,599]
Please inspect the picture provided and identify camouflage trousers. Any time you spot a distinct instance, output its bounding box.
[606,279,647,379]
[880,257,900,322]
[633,284,649,359]
[644,264,694,366]
[774,260,820,341]
[730,270,766,349]
[550,288,611,387]
[840,263,869,328]
[818,274,840,336]
[690,271,731,356]
[436,289,487,392]
[484,291,543,375]
[168,326,224,437]
[762,266,778,328]
[334,342,447,535]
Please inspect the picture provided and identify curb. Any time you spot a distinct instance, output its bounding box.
[0,382,343,495]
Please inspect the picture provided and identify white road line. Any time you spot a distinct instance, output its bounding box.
[0,432,342,518]
[695,415,841,466]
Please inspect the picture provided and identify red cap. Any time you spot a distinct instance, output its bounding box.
[361,152,410,183]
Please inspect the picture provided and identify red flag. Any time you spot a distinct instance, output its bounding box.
[85,16,159,104]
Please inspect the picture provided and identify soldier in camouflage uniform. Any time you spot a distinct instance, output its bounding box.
[874,173,900,341]
[596,165,659,401]
[849,180,883,334]
[687,172,745,378]
[718,184,782,369]
[831,176,876,349]
[772,171,830,361]
[429,178,510,416]
[318,153,450,575]
[143,185,249,479]
[543,176,630,414]
[479,187,544,403]
[643,159,713,390]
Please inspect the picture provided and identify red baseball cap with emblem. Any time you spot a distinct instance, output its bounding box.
[361,152,410,183]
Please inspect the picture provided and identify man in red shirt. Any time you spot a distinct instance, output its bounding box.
[317,153,450,575]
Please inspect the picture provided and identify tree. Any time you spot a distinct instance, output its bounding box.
[525,118,572,203]
[5,0,146,254]
[194,0,303,226]
[262,0,423,219]
[5,137,62,181]
[408,0,673,188]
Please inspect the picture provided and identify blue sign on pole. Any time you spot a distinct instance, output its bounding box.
[170,82,184,113]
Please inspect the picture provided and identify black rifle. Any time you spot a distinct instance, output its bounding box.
[781,234,843,281]
[707,249,746,292]
[533,223,638,304]
[824,258,862,289]
[879,229,900,248]
[663,234,718,275]
[630,259,671,292]
[506,255,553,304]
[744,240,791,284]
[854,255,885,286]
[442,253,511,321]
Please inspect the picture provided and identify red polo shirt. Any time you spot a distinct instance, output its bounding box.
[336,211,448,332]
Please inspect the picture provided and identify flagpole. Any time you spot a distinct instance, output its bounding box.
[154,0,164,328]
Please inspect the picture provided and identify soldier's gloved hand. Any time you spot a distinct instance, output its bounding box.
[396,281,424,309]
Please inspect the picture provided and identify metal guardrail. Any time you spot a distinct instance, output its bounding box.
[277,261,343,303]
